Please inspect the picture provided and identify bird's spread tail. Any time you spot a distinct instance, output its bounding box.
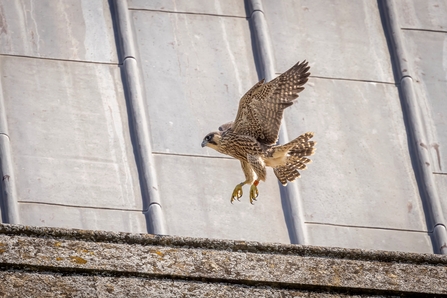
[273,132,316,186]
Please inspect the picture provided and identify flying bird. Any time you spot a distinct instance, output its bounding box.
[201,61,316,204]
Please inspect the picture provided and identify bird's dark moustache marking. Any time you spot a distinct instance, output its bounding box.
[209,140,217,145]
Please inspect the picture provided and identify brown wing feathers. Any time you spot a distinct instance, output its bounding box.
[230,60,310,145]
[271,60,310,102]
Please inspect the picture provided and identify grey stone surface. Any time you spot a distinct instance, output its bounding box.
[19,202,147,233]
[262,0,394,82]
[1,56,142,211]
[153,154,291,243]
[128,0,247,17]
[131,9,257,156]
[395,0,447,31]
[306,222,433,254]
[435,174,447,223]
[285,78,427,231]
[0,0,118,63]
[381,0,447,254]
[0,272,377,298]
[0,0,446,256]
[0,224,446,296]
[402,30,447,172]
[0,54,146,233]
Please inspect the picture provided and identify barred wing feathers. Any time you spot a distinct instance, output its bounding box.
[231,61,310,145]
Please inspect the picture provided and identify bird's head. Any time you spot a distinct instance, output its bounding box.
[201,131,221,150]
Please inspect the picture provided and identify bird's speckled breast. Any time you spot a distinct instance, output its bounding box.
[220,132,265,161]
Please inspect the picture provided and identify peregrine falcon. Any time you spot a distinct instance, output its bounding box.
[201,61,316,204]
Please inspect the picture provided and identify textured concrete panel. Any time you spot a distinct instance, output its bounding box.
[0,56,143,210]
[0,0,445,257]
[402,30,447,172]
[0,0,117,63]
[284,78,427,231]
[19,203,147,233]
[153,154,291,243]
[263,0,394,82]
[306,223,433,254]
[131,10,258,155]
[396,0,447,31]
[1,224,447,296]
[128,0,247,17]
[435,175,447,221]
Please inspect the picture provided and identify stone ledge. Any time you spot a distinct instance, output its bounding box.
[0,224,446,297]
[0,271,380,298]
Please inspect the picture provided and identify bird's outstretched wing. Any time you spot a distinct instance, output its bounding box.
[230,61,310,145]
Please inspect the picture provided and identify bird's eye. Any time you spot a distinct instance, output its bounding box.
[205,135,212,141]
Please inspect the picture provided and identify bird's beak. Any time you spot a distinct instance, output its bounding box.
[201,140,207,148]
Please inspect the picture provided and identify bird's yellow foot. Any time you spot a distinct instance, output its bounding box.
[231,183,244,203]
[249,180,260,204]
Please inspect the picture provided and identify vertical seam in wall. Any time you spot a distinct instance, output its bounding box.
[0,79,20,224]
[112,0,167,235]
[247,0,307,244]
[382,0,447,254]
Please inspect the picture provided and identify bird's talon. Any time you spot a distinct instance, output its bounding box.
[231,183,244,203]
[249,184,259,205]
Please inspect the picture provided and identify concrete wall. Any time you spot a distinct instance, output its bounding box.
[0,0,446,254]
